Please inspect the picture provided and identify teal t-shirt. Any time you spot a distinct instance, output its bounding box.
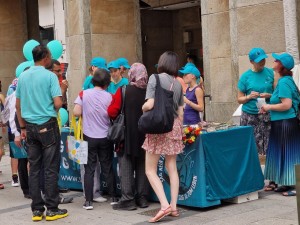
[238,67,274,114]
[82,75,94,90]
[269,76,300,121]
[106,77,129,94]
[16,66,62,125]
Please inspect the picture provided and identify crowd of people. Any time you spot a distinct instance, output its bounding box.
[0,43,299,223]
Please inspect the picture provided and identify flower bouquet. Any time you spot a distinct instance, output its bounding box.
[182,126,202,145]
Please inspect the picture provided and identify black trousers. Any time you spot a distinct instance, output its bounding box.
[26,118,61,212]
[83,134,116,201]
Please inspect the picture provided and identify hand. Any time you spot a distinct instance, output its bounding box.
[259,104,271,113]
[61,80,68,92]
[259,93,271,99]
[21,129,27,140]
[248,91,260,100]
[14,136,22,148]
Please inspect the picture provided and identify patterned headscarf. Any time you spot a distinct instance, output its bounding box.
[128,63,148,89]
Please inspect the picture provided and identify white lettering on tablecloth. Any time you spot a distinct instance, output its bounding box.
[178,176,198,200]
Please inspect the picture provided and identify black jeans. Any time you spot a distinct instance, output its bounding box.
[83,134,116,201]
[26,118,61,212]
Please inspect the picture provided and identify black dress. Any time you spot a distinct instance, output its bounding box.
[124,85,146,157]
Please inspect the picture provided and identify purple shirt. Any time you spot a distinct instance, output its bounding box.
[74,88,112,138]
[183,87,200,125]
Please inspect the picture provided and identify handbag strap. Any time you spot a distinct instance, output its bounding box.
[154,74,175,91]
[120,85,126,114]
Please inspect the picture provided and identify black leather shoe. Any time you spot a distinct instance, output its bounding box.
[136,197,149,208]
[112,200,137,211]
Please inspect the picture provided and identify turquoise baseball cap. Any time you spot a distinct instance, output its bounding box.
[179,65,201,78]
[272,52,294,70]
[90,57,108,71]
[249,47,268,63]
[107,60,121,69]
[117,58,130,69]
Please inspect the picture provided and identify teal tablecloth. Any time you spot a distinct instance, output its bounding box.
[155,126,264,208]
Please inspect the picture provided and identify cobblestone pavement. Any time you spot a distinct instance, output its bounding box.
[0,153,298,225]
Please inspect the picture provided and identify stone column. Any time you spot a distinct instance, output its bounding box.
[0,0,28,94]
[201,0,233,122]
[65,0,142,110]
[64,0,92,110]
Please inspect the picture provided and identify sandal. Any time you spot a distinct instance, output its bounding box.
[0,184,4,189]
[274,186,292,193]
[169,209,180,217]
[282,190,296,196]
[264,181,277,191]
[149,206,171,223]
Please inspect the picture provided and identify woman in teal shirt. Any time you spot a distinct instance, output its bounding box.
[261,52,300,196]
[237,47,274,155]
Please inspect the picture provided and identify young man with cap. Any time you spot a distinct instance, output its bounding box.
[237,47,274,156]
[107,60,129,94]
[260,52,300,196]
[82,57,108,90]
[179,65,204,126]
[16,45,68,221]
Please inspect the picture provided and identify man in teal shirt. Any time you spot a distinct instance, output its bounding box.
[16,45,68,222]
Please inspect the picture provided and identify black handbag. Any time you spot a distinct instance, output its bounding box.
[138,74,174,134]
[107,86,126,143]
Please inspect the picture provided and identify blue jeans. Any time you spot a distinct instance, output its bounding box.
[26,118,61,212]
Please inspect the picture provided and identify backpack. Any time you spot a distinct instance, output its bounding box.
[138,74,175,134]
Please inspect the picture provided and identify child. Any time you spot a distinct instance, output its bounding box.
[179,65,204,126]
[82,57,108,90]
[107,60,129,94]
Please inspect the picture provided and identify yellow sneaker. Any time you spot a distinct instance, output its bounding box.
[45,208,68,221]
[32,210,44,222]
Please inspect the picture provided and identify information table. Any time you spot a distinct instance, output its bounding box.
[154,126,264,208]
[58,126,264,208]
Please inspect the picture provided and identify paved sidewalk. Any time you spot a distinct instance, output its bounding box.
[0,153,298,225]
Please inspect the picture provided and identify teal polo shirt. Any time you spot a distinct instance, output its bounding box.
[82,75,94,90]
[16,66,62,125]
[269,76,300,121]
[238,67,274,114]
[107,77,129,94]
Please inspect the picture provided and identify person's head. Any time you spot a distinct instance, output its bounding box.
[272,52,294,76]
[116,58,130,74]
[92,68,111,88]
[187,54,198,64]
[179,65,201,85]
[90,57,108,75]
[157,51,179,76]
[46,59,62,78]
[108,60,122,82]
[32,45,52,67]
[128,63,148,89]
[248,47,268,71]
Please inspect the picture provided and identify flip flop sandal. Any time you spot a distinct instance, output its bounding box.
[0,184,4,189]
[282,190,296,196]
[149,206,171,223]
[274,186,292,193]
[169,209,180,217]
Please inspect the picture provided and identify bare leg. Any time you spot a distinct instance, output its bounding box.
[145,152,169,209]
[11,158,18,175]
[165,155,179,211]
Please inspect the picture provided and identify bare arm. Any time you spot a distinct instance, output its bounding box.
[260,98,292,113]
[237,90,260,104]
[177,105,184,122]
[184,88,204,112]
[53,96,62,111]
[16,98,26,140]
[73,104,82,117]
[142,98,154,112]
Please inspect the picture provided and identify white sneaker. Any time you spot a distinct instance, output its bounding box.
[11,174,20,187]
[93,196,107,203]
[83,201,93,210]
